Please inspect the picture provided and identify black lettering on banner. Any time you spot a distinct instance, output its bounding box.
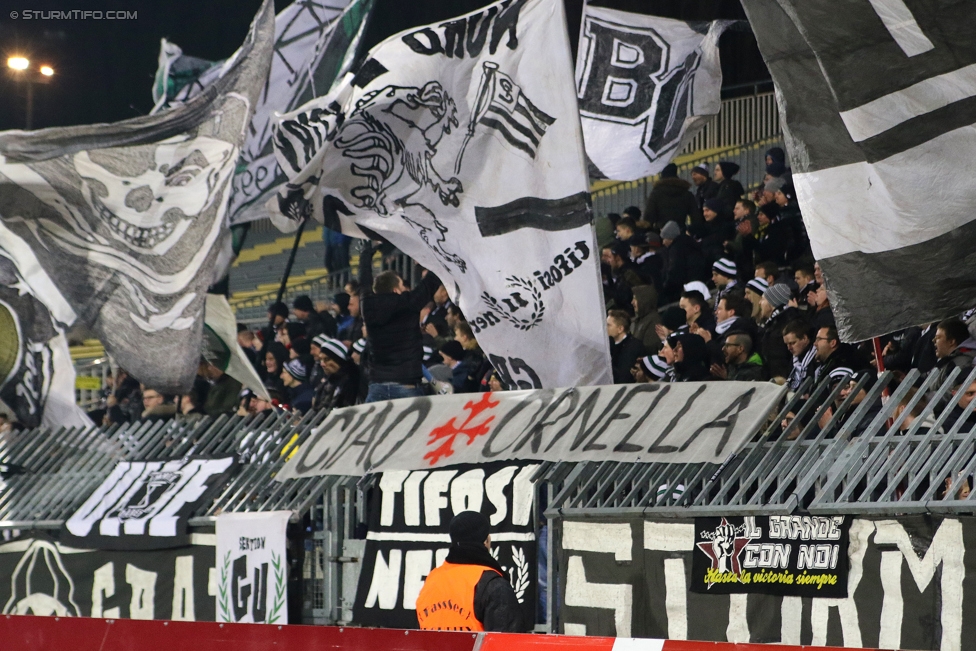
[322,406,383,469]
[584,384,653,451]
[578,20,665,121]
[252,563,269,623]
[480,397,541,458]
[366,398,433,470]
[646,384,709,453]
[490,355,543,390]
[679,388,756,456]
[349,402,395,466]
[533,242,592,290]
[400,0,528,59]
[232,555,250,621]
[293,410,358,475]
[513,389,578,454]
[470,310,501,334]
[569,387,627,451]
[611,384,669,453]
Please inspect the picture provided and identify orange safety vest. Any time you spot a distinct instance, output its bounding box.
[415,562,502,631]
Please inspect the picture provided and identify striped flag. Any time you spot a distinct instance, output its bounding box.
[476,63,555,159]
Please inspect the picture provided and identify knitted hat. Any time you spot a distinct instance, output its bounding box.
[712,258,737,279]
[703,198,724,214]
[660,163,678,178]
[352,338,367,354]
[718,161,740,179]
[766,146,786,164]
[293,295,314,312]
[692,163,710,177]
[763,283,793,309]
[311,334,331,349]
[440,340,465,361]
[683,280,712,302]
[764,177,786,194]
[641,355,669,380]
[283,358,308,382]
[319,337,348,363]
[449,511,490,544]
[660,221,681,240]
[746,277,770,296]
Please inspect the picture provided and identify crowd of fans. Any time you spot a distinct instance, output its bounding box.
[39,148,970,444]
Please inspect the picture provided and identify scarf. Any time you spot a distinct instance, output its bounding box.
[788,345,817,391]
[445,542,505,575]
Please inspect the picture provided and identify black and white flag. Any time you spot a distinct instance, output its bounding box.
[0,2,274,396]
[152,0,373,225]
[270,0,612,388]
[575,6,731,181]
[62,457,237,550]
[740,0,976,341]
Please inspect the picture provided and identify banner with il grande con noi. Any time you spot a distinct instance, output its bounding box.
[276,382,786,479]
[215,511,290,624]
[691,515,851,598]
[353,461,538,628]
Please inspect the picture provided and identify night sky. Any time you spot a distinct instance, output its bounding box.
[0,0,766,133]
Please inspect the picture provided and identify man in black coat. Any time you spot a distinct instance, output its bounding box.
[659,221,709,304]
[293,295,337,339]
[359,241,441,402]
[608,310,645,384]
[759,283,803,381]
[691,163,719,214]
[714,161,745,214]
[644,163,699,231]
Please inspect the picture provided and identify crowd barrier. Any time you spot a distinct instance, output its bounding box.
[0,615,882,651]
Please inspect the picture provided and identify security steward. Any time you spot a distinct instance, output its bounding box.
[415,511,525,632]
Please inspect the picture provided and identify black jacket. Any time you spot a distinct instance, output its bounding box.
[611,335,646,384]
[694,179,720,212]
[716,178,745,213]
[661,234,710,304]
[312,364,360,411]
[688,215,735,265]
[303,310,337,339]
[359,244,441,384]
[761,307,803,380]
[445,543,526,633]
[644,177,699,230]
[756,218,793,266]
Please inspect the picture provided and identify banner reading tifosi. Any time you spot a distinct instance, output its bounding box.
[353,461,537,628]
[277,383,786,479]
[691,516,850,598]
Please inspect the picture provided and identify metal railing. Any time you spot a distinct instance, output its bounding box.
[680,91,779,155]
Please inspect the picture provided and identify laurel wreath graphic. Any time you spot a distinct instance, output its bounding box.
[481,275,545,331]
[218,551,232,622]
[267,551,287,623]
[490,544,530,604]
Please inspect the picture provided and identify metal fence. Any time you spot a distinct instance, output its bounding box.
[8,367,975,627]
[681,91,780,154]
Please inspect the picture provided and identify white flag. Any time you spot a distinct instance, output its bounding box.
[271,0,612,388]
[216,511,290,623]
[576,6,731,181]
[152,0,373,225]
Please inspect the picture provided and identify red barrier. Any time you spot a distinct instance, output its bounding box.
[0,615,478,651]
[0,615,894,651]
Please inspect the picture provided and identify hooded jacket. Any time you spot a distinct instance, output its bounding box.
[727,352,766,381]
[359,243,442,384]
[631,285,663,351]
[661,234,710,304]
[673,333,711,381]
[644,177,699,230]
[760,306,803,380]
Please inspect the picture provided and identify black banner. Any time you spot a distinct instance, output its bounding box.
[62,457,237,550]
[691,516,850,597]
[0,535,214,620]
[353,461,538,628]
[558,516,976,650]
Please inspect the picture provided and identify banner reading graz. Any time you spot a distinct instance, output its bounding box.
[691,515,851,598]
[0,536,214,620]
[276,382,786,479]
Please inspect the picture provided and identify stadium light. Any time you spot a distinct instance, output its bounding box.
[7,56,29,71]
[39,65,54,77]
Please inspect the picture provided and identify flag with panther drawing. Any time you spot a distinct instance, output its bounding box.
[270,0,612,389]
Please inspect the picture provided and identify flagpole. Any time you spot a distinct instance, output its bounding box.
[454,61,498,175]
[269,218,309,332]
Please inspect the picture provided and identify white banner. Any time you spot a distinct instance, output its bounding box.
[270,0,612,389]
[216,511,290,624]
[276,382,786,480]
[576,6,731,181]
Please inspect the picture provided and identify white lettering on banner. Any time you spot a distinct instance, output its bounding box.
[566,555,632,637]
[364,549,401,610]
[403,472,427,527]
[486,466,517,525]
[663,558,687,640]
[423,471,457,526]
[126,564,157,620]
[563,521,633,561]
[402,550,433,610]
[379,471,409,527]
[215,512,290,624]
[91,562,119,618]
[171,556,194,621]
[277,384,785,480]
[727,594,749,643]
[768,515,843,541]
[874,519,964,651]
[451,469,485,514]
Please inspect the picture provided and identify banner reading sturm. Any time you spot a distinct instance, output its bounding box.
[691,515,850,598]
[276,382,786,479]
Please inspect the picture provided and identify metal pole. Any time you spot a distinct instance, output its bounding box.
[25,81,33,130]
[268,218,308,331]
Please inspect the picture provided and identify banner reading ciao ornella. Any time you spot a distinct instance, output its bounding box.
[276,382,786,479]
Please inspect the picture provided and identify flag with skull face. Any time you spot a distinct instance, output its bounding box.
[0,0,275,410]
